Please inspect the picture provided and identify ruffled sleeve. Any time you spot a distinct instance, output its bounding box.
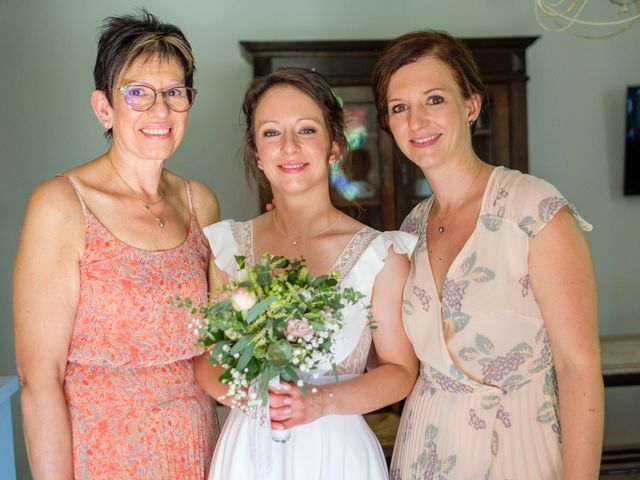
[341,230,417,294]
[501,170,593,239]
[203,219,242,280]
[331,230,418,366]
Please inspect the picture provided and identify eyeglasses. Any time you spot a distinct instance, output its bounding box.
[118,84,198,112]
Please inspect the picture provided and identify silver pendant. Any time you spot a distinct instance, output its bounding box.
[438,225,445,233]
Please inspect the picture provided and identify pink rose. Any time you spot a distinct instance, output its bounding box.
[285,317,314,339]
[230,287,257,311]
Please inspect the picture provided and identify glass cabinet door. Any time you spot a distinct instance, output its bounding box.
[330,85,396,231]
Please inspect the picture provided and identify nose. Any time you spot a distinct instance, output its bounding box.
[408,104,428,131]
[147,94,171,117]
[282,131,299,154]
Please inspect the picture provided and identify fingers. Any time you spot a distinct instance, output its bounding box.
[271,419,287,431]
[270,404,294,422]
[267,382,292,394]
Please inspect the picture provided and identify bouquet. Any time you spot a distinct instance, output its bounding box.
[176,253,366,413]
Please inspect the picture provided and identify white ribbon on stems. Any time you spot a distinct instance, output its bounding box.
[248,375,290,478]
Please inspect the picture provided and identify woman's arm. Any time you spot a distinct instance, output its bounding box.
[270,247,419,429]
[190,182,232,405]
[529,207,604,480]
[13,178,84,479]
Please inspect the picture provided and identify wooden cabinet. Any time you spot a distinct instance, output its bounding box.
[241,37,538,230]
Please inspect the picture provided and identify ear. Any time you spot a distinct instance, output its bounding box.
[465,93,483,124]
[328,141,341,164]
[91,90,112,129]
[254,151,263,170]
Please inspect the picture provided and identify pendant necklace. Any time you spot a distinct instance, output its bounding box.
[272,210,343,246]
[107,153,166,228]
[433,163,483,234]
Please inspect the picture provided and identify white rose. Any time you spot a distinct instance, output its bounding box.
[230,287,257,311]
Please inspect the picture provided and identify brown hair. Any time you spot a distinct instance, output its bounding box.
[371,30,488,134]
[241,68,347,189]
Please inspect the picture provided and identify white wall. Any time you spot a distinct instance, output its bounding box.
[2,1,639,477]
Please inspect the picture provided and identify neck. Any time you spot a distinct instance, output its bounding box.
[270,192,338,240]
[106,148,166,202]
[422,154,485,211]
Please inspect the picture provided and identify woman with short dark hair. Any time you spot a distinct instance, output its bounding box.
[14,10,219,478]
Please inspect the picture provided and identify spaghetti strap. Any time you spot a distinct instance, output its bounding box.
[56,174,88,214]
[185,181,194,213]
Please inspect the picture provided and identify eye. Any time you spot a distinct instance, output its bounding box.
[426,95,444,106]
[126,85,151,97]
[262,129,280,137]
[390,103,407,114]
[166,87,187,98]
[299,127,316,135]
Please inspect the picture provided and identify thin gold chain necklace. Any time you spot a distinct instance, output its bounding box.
[107,153,166,228]
[433,163,483,234]
[272,209,343,246]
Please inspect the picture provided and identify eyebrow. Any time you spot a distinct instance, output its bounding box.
[387,87,444,104]
[256,117,323,127]
[120,78,186,87]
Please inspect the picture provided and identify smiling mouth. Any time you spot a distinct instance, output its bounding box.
[411,133,441,144]
[141,128,170,135]
[279,163,306,170]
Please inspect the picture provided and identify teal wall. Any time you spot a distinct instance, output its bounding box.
[2,1,639,478]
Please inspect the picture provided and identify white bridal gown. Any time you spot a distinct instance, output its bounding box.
[203,219,416,480]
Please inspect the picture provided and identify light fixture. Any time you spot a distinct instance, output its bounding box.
[535,0,640,38]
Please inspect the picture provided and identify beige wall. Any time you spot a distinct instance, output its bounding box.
[2,1,639,477]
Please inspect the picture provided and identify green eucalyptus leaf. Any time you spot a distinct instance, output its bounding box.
[229,335,253,355]
[236,342,255,371]
[265,340,292,366]
[210,299,232,314]
[234,255,246,270]
[209,341,229,360]
[271,256,290,269]
[246,296,278,324]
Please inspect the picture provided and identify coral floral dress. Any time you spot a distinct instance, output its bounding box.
[62,177,218,480]
[391,167,592,480]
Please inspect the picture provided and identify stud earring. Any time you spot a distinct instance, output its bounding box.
[468,119,477,127]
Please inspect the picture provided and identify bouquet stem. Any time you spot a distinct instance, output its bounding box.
[269,376,291,442]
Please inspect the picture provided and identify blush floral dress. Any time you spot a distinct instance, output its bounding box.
[61,177,218,480]
[390,167,592,480]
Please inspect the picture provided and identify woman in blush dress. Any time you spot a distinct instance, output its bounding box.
[14,10,218,479]
[371,30,604,479]
[197,68,419,480]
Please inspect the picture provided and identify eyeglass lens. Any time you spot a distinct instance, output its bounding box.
[122,85,196,112]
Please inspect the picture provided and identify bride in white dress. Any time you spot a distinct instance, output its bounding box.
[195,68,418,480]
